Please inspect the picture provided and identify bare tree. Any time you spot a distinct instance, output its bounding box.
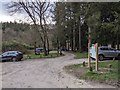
[7,0,51,55]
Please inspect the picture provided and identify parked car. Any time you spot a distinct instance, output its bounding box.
[98,46,120,60]
[35,48,48,54]
[0,51,23,62]
[35,48,44,53]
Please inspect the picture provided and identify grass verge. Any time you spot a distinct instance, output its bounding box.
[23,51,64,59]
[64,60,120,87]
[73,52,88,59]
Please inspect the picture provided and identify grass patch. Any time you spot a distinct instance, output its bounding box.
[65,60,119,87]
[23,51,63,59]
[73,52,88,59]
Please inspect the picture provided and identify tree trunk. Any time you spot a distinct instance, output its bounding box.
[43,35,47,56]
[57,37,59,55]
[71,34,74,51]
[68,40,70,51]
[79,21,82,52]
[111,41,115,48]
[34,42,37,55]
[117,43,119,50]
[46,35,49,55]
[70,39,73,51]
[117,34,119,50]
[43,43,47,56]
[60,48,62,55]
[73,24,76,51]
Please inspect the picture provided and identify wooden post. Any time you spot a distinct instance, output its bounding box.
[88,27,91,68]
[88,42,91,67]
[96,43,99,71]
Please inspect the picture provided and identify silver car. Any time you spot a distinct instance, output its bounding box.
[98,46,120,60]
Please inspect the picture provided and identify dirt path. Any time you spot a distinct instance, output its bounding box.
[1,52,115,88]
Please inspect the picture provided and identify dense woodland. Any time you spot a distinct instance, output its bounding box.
[53,2,120,52]
[1,2,120,55]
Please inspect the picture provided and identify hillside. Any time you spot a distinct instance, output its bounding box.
[1,22,54,52]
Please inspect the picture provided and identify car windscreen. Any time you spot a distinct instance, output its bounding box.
[2,52,8,56]
[100,48,109,50]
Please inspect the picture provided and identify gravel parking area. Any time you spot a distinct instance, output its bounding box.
[1,52,115,88]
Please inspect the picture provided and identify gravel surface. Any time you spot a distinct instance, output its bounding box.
[1,52,115,88]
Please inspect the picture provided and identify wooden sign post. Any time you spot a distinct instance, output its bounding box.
[88,27,91,68]
[88,42,91,67]
[95,43,99,71]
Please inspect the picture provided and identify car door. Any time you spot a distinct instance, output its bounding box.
[2,52,10,60]
[101,48,110,57]
[108,48,118,57]
[8,52,15,59]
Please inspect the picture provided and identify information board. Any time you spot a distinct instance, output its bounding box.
[90,44,97,59]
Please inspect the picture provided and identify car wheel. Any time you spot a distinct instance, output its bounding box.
[99,55,104,61]
[12,57,16,62]
[18,58,22,61]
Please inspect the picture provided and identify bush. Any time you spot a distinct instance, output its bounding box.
[89,67,93,72]
[2,41,33,54]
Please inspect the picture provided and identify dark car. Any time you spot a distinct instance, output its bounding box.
[35,48,48,54]
[36,48,44,53]
[0,51,23,62]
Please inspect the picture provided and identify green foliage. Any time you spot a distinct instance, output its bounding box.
[24,51,63,59]
[87,2,120,46]
[72,3,120,48]
[2,23,6,33]
[89,66,93,72]
[66,60,119,82]
[2,21,30,32]
[53,2,120,51]
[53,2,89,51]
[2,41,34,54]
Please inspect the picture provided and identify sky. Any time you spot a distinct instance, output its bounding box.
[0,0,120,23]
[0,2,14,22]
[0,1,31,23]
[0,1,54,24]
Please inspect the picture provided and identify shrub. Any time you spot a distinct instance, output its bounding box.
[2,41,33,54]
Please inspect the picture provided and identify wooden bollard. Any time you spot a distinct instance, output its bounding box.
[108,64,112,68]
[83,61,86,67]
